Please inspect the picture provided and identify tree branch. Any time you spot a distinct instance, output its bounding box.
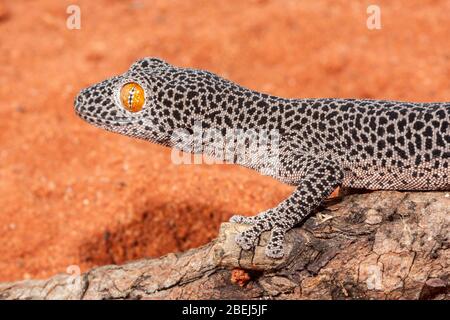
[1,191,448,300]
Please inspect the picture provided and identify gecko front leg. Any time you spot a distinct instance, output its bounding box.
[230,158,344,258]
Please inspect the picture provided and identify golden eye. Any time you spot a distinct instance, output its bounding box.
[120,82,145,112]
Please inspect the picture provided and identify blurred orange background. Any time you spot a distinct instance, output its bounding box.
[0,0,449,281]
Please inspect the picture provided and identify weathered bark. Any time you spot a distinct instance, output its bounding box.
[0,191,448,300]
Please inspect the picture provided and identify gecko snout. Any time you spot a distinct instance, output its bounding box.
[74,90,83,108]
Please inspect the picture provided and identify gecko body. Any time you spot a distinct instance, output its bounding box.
[75,58,449,258]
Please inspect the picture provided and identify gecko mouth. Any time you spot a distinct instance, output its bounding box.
[111,116,142,124]
[75,110,142,126]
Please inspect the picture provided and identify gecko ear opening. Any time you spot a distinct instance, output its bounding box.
[129,57,170,72]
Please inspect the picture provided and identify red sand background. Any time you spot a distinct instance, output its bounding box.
[0,0,449,281]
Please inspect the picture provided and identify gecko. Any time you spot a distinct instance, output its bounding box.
[74,57,450,258]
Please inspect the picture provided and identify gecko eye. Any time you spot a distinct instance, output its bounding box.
[119,82,145,112]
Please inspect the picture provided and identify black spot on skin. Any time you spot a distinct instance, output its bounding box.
[258,116,268,126]
[424,126,433,137]
[436,133,445,147]
[440,121,448,134]
[414,134,422,149]
[378,117,388,125]
[414,154,421,165]
[172,109,181,121]
[408,142,415,156]
[377,140,386,149]
[397,119,407,132]
[360,133,369,143]
[431,120,440,128]
[388,111,398,120]
[224,116,233,127]
[319,123,326,131]
[369,117,377,130]
[432,149,441,158]
[187,91,197,99]
[413,121,425,131]
[312,111,320,120]
[364,146,374,156]
[386,149,393,158]
[386,124,395,134]
[436,109,445,119]
[424,113,433,122]
[163,99,172,108]
[377,126,385,137]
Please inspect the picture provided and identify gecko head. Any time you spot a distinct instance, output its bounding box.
[74,57,174,142]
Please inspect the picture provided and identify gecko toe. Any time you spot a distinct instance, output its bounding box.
[235,231,256,250]
[265,228,286,259]
[230,211,271,225]
[234,224,267,251]
[265,247,284,259]
[229,215,257,225]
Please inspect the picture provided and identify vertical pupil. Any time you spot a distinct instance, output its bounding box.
[128,86,136,107]
[120,82,144,113]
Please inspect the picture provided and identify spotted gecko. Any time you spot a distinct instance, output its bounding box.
[74,58,449,258]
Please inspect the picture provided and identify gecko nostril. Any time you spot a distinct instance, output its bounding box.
[74,93,84,110]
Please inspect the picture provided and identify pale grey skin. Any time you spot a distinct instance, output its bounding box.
[75,58,450,258]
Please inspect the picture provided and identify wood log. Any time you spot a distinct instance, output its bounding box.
[0,191,448,300]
